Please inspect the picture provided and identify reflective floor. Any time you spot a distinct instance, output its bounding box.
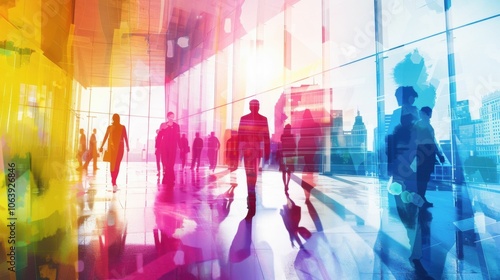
[74,162,499,280]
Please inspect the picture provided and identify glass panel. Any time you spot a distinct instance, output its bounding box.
[450,0,500,28]
[128,116,149,162]
[89,88,110,113]
[129,86,150,117]
[150,86,166,118]
[111,87,131,116]
[329,59,377,176]
[330,0,375,65]
[380,0,445,50]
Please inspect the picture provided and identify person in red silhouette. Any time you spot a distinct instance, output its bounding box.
[237,99,270,218]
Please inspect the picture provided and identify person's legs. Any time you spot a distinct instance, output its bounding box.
[191,152,199,170]
[244,151,259,216]
[195,152,201,170]
[416,144,435,204]
[181,153,186,171]
[156,152,161,174]
[282,171,287,191]
[112,148,124,188]
[214,152,218,171]
[92,151,98,170]
[83,153,90,169]
[161,151,168,175]
[165,148,177,185]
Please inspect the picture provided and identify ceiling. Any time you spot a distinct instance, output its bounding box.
[70,0,297,88]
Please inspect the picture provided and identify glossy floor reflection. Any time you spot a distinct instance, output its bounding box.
[77,162,499,279]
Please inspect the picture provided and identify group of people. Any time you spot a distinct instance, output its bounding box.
[77,100,321,209]
[76,114,130,193]
[76,128,99,171]
[154,125,221,178]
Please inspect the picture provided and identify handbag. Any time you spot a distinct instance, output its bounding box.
[103,150,111,162]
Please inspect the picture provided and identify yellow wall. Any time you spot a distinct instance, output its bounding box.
[1,1,78,278]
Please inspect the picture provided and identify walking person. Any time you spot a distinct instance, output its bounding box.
[158,112,180,186]
[207,131,220,173]
[387,113,433,278]
[237,99,270,219]
[76,128,87,170]
[99,114,130,192]
[226,130,239,172]
[191,132,203,171]
[179,133,190,172]
[279,124,296,193]
[415,106,445,207]
[83,128,99,170]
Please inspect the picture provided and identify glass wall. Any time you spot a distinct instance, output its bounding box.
[78,87,165,163]
[2,0,500,278]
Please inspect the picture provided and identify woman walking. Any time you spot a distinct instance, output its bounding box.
[280,124,296,193]
[100,114,130,192]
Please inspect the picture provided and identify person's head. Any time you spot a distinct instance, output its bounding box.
[210,131,215,136]
[401,86,418,106]
[182,133,186,138]
[249,99,260,113]
[196,132,200,137]
[112,113,120,124]
[420,106,432,120]
[303,109,313,120]
[80,128,84,134]
[93,128,96,134]
[167,112,175,122]
[284,124,292,134]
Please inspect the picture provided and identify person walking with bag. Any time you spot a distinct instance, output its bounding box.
[191,132,203,171]
[99,114,130,192]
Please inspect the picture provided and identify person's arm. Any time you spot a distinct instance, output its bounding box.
[123,126,130,152]
[431,126,445,163]
[99,126,110,152]
[263,119,271,161]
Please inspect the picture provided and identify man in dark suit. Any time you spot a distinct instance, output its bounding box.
[238,99,270,218]
[158,112,180,186]
[191,132,204,171]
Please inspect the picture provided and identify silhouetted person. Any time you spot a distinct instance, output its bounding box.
[76,128,87,170]
[226,130,239,171]
[237,99,270,218]
[83,128,98,170]
[99,114,130,191]
[158,112,180,186]
[179,133,190,172]
[387,113,431,278]
[279,124,296,193]
[207,131,220,173]
[155,129,162,176]
[415,106,445,207]
[191,132,203,171]
[298,109,321,173]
